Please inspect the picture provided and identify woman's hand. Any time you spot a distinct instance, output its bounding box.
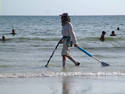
[59,39,63,44]
[74,44,78,47]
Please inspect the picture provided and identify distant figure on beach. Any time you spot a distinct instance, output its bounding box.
[2,35,6,41]
[117,27,120,31]
[110,31,116,36]
[100,31,106,41]
[11,28,16,35]
[59,13,80,67]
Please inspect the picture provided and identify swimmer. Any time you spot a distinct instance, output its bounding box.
[100,31,106,41]
[117,27,120,31]
[11,28,16,35]
[2,35,6,41]
[110,31,116,36]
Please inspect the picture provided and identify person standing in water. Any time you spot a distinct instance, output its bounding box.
[2,35,6,41]
[59,13,80,67]
[11,28,16,35]
[100,31,106,41]
[110,31,116,36]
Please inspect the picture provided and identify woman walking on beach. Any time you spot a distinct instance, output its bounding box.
[59,13,80,68]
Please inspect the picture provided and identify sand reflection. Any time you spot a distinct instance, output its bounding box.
[62,77,71,94]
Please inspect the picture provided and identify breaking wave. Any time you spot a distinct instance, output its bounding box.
[0,72,125,78]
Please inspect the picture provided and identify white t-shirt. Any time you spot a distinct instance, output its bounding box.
[62,22,77,44]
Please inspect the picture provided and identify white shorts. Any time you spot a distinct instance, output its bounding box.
[61,39,70,56]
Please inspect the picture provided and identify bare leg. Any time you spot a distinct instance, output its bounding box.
[66,55,80,66]
[62,55,66,68]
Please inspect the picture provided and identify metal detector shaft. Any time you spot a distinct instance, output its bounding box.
[45,41,60,67]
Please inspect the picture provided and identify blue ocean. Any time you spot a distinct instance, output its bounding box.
[0,16,125,76]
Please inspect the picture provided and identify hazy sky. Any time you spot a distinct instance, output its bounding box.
[1,0,125,15]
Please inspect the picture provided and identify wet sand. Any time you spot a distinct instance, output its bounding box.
[0,76,125,94]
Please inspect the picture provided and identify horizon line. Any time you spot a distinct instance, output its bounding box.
[0,14,125,16]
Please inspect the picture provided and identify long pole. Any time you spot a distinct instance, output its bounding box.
[45,41,60,67]
[77,46,109,67]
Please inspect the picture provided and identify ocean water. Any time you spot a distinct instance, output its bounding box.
[0,16,125,78]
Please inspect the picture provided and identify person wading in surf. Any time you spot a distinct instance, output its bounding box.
[2,35,6,41]
[59,13,80,68]
[100,31,106,41]
[110,31,116,36]
[11,28,16,35]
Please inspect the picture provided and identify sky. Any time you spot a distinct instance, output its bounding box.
[1,0,125,15]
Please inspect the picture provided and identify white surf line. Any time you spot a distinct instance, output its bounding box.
[0,72,125,78]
